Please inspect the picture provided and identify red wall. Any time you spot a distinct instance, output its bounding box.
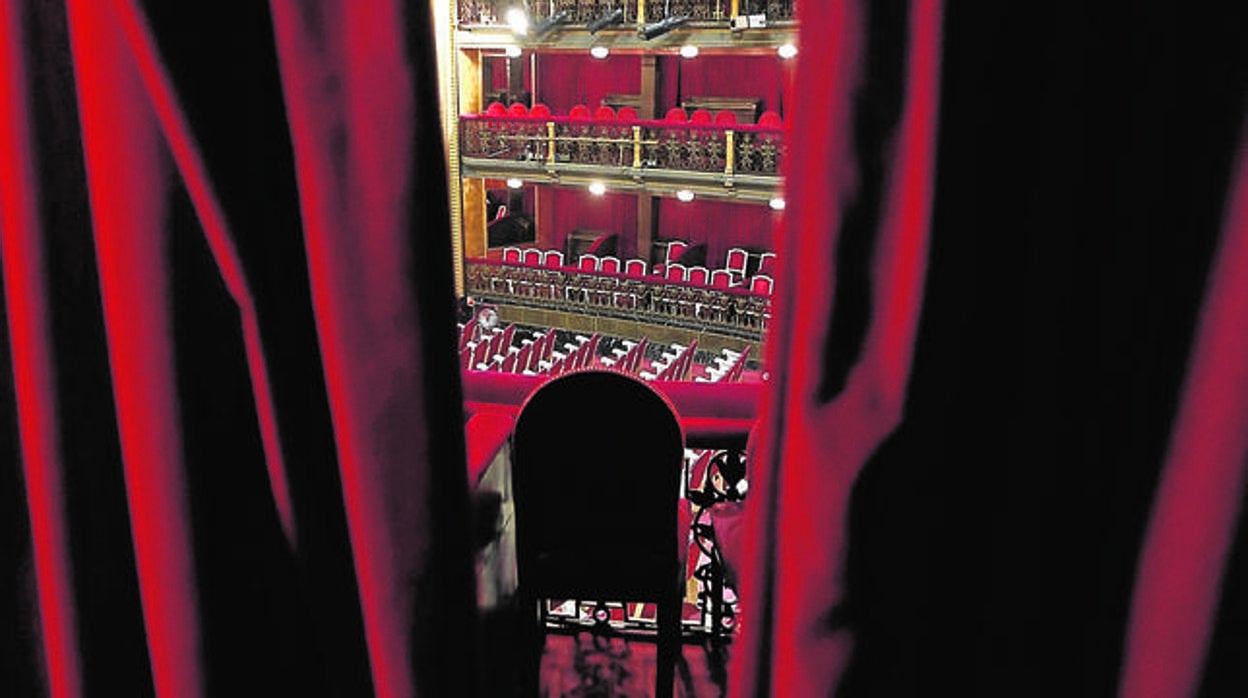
[540,187,639,259]
[534,53,641,115]
[656,197,779,267]
[659,54,794,120]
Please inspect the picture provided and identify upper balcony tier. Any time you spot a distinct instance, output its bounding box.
[455,1,796,52]
[460,108,785,202]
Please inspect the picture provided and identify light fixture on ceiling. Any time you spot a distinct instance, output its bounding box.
[679,44,699,59]
[506,178,524,189]
[590,45,610,59]
[638,14,690,40]
[769,197,786,211]
[676,189,695,202]
[504,45,522,58]
[778,43,798,59]
[588,181,607,196]
[506,8,529,35]
[532,10,570,38]
[587,7,624,34]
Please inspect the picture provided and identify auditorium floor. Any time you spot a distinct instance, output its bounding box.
[477,604,735,697]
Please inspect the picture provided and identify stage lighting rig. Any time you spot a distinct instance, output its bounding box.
[532,10,570,38]
[587,8,624,34]
[638,14,690,40]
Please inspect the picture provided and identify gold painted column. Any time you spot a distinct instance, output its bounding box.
[457,47,488,268]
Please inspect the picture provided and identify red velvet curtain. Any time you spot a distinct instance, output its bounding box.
[4,1,1248,697]
[1,0,471,695]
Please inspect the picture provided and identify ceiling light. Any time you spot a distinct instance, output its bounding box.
[588,182,607,196]
[590,46,610,59]
[506,8,529,35]
[506,178,523,189]
[679,45,699,59]
[676,189,695,202]
[777,43,798,59]
[769,197,786,211]
[504,45,522,58]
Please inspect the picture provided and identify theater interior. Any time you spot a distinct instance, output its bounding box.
[2,1,1247,696]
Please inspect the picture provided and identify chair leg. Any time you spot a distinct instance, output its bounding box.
[515,590,543,698]
[656,593,681,698]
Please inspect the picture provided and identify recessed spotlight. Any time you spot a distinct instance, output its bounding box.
[588,182,607,196]
[506,178,523,189]
[777,43,798,59]
[506,8,529,35]
[679,45,699,59]
[676,189,695,202]
[590,45,610,59]
[769,197,786,211]
[505,45,522,58]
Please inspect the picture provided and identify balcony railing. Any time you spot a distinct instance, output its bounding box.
[465,258,772,340]
[456,1,794,26]
[461,115,784,178]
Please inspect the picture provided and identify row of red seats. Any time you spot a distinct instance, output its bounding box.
[501,247,775,296]
[640,340,699,383]
[484,101,784,128]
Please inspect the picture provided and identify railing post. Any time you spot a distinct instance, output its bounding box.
[637,0,646,24]
[725,129,735,177]
[633,125,643,169]
[546,121,556,165]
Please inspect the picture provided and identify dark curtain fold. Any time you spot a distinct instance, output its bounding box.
[2,0,471,695]
[3,1,1248,697]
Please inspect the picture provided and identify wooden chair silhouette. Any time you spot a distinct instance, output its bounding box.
[511,370,685,698]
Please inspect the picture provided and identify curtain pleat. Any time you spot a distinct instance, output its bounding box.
[730,1,944,695]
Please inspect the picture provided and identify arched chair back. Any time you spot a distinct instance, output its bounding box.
[507,102,529,117]
[594,105,616,120]
[599,256,621,274]
[713,110,737,125]
[690,108,713,124]
[750,274,774,295]
[664,107,688,122]
[530,103,552,119]
[486,101,507,116]
[512,371,685,697]
[617,106,639,121]
[569,104,592,120]
[758,110,783,128]
[521,248,542,266]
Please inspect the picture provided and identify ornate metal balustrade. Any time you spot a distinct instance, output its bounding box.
[456,0,793,26]
[461,115,784,178]
[465,259,771,340]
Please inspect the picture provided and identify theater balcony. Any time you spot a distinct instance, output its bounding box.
[460,108,783,203]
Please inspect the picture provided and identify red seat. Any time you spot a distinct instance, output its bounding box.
[578,254,599,271]
[713,110,737,125]
[507,102,528,117]
[725,247,748,274]
[750,274,773,295]
[624,258,647,277]
[710,269,733,289]
[687,266,710,286]
[690,108,713,124]
[599,256,621,274]
[502,247,522,263]
[485,102,507,116]
[569,104,592,120]
[617,106,639,121]
[664,107,689,122]
[758,252,777,276]
[758,110,782,128]
[594,105,616,121]
[542,250,564,268]
[521,248,542,266]
[529,103,552,119]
